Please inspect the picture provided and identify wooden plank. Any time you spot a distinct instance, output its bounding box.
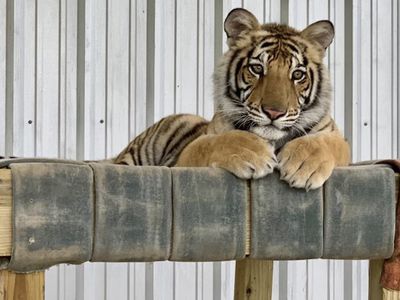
[234,259,273,300]
[0,169,399,300]
[0,270,44,300]
[383,289,400,300]
[369,175,400,299]
[0,169,11,257]
[369,259,384,300]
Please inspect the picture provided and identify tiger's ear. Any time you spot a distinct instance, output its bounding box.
[301,20,335,50]
[224,8,260,47]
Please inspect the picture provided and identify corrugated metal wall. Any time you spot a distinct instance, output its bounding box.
[0,0,398,299]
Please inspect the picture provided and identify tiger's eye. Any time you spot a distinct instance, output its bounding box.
[249,64,263,75]
[292,70,305,80]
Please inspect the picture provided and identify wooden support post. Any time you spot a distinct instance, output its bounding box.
[234,259,273,300]
[0,169,44,300]
[369,175,400,300]
[369,259,384,300]
[0,270,44,300]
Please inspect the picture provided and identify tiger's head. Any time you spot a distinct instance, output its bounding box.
[214,8,334,147]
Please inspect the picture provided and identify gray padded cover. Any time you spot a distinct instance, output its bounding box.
[323,165,396,259]
[250,172,323,259]
[170,168,247,261]
[90,164,172,261]
[8,163,93,272]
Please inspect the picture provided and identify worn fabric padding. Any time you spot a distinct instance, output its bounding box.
[250,172,323,259]
[0,158,87,168]
[0,158,397,272]
[90,164,172,262]
[170,168,247,261]
[8,163,94,272]
[323,166,396,259]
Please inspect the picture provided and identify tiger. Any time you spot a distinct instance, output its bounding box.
[114,8,350,190]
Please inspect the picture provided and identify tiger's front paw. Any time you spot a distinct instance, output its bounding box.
[209,131,277,179]
[277,136,335,190]
[176,130,277,179]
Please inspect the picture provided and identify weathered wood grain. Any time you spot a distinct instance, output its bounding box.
[0,169,11,257]
[234,259,273,300]
[0,270,44,300]
[369,175,400,299]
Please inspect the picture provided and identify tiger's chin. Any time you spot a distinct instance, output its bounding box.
[251,125,287,142]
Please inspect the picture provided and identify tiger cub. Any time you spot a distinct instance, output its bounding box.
[114,8,350,190]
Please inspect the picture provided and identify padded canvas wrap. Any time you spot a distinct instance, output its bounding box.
[90,164,172,262]
[8,163,94,272]
[0,158,397,272]
[323,166,396,259]
[251,172,323,259]
[170,168,247,261]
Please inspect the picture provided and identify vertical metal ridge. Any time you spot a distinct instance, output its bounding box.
[57,0,63,159]
[343,261,353,300]
[105,0,109,157]
[278,261,288,299]
[396,2,400,158]
[372,0,378,159]
[145,3,156,299]
[146,0,155,126]
[212,262,221,300]
[213,0,223,114]
[57,0,61,158]
[369,0,373,160]
[173,0,177,114]
[392,0,398,158]
[145,262,154,300]
[127,0,132,139]
[34,0,38,157]
[76,0,85,160]
[5,0,14,156]
[196,0,200,115]
[133,0,138,135]
[280,0,289,24]
[344,0,353,159]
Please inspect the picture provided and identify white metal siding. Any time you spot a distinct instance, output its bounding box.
[0,0,398,299]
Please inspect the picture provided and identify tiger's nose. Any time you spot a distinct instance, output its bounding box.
[262,107,286,120]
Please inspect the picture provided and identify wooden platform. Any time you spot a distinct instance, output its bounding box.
[0,169,399,299]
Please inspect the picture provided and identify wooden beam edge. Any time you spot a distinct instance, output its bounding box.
[0,169,12,257]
